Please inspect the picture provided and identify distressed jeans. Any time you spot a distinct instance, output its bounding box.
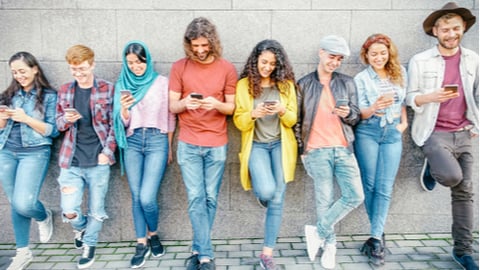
[57,165,110,247]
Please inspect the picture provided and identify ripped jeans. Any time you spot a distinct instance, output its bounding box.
[57,165,110,247]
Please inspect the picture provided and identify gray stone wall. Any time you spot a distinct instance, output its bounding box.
[0,0,478,244]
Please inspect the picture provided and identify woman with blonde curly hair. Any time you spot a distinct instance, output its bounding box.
[353,33,408,266]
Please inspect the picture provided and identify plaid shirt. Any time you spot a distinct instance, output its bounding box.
[56,78,117,168]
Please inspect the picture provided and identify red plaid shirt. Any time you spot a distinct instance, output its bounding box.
[56,78,117,168]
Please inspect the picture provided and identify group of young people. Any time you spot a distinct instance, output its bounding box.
[0,2,478,270]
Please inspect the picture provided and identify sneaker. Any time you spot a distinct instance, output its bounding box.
[199,260,216,270]
[7,248,33,270]
[420,159,436,191]
[185,254,200,270]
[452,251,479,270]
[130,243,151,269]
[37,208,53,243]
[257,198,268,208]
[77,245,96,269]
[259,253,276,270]
[74,229,85,249]
[305,225,324,262]
[320,243,336,270]
[149,235,165,257]
[360,237,385,266]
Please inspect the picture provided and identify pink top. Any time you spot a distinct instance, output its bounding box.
[122,75,176,136]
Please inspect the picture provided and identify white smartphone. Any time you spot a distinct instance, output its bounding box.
[120,90,132,96]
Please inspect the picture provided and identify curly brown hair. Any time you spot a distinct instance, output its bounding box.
[360,34,404,87]
[183,17,222,60]
[239,39,296,98]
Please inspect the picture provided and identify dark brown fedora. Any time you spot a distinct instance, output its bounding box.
[423,2,476,36]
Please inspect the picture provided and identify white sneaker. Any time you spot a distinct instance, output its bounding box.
[37,208,53,243]
[305,225,324,262]
[321,243,337,269]
[7,248,33,270]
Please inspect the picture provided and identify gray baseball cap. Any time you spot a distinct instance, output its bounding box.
[319,35,351,57]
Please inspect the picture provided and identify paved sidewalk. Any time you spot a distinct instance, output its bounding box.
[0,232,478,270]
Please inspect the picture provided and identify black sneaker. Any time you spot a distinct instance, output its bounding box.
[199,260,216,270]
[74,229,85,249]
[452,251,479,270]
[77,245,95,269]
[131,243,151,269]
[420,159,436,191]
[149,235,165,257]
[360,237,385,266]
[256,198,268,208]
[185,254,200,270]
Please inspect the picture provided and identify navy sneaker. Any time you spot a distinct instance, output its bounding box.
[185,254,200,270]
[452,251,479,270]
[77,245,95,269]
[420,159,436,191]
[130,243,150,269]
[148,235,165,257]
[256,198,268,208]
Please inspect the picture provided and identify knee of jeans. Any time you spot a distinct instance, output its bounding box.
[62,211,79,222]
[346,191,364,208]
[11,199,34,216]
[61,186,78,194]
[434,170,462,187]
[255,187,276,201]
[89,213,109,222]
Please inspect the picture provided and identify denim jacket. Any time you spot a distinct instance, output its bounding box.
[406,46,479,146]
[354,65,407,127]
[0,88,59,149]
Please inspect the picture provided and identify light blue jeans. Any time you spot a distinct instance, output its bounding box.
[302,147,364,244]
[57,164,110,247]
[177,141,227,261]
[124,128,169,239]
[0,147,51,248]
[354,117,402,239]
[248,140,286,248]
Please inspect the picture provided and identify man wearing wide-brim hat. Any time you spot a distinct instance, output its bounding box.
[406,2,479,270]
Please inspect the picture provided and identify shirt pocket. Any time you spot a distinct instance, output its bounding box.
[421,71,438,91]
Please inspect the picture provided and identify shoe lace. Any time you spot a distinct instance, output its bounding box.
[260,254,276,270]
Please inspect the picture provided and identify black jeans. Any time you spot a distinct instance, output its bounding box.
[422,130,475,255]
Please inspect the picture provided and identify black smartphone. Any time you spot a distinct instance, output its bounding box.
[335,99,348,107]
[444,84,458,93]
[190,93,203,99]
[263,100,277,106]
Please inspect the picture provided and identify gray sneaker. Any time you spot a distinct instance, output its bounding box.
[7,248,33,270]
[37,208,53,243]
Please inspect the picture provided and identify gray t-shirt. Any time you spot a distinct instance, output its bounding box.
[253,86,281,142]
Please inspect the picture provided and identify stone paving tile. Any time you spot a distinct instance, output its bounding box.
[0,233,477,269]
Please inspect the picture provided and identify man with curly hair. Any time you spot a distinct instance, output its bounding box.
[169,17,237,270]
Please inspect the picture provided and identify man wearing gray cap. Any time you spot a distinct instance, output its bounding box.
[294,35,364,269]
[406,2,478,269]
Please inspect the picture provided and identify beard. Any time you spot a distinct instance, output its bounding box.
[438,36,461,50]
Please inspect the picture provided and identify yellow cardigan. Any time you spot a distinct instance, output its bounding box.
[233,77,298,191]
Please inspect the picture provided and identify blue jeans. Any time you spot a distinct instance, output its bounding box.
[124,128,169,239]
[177,141,227,261]
[248,140,286,248]
[57,165,110,247]
[0,147,51,248]
[354,117,402,238]
[302,147,364,244]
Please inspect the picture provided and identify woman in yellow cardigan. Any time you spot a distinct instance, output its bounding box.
[233,39,297,270]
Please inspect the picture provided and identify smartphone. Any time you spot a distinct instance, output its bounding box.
[444,84,458,93]
[64,108,80,114]
[190,93,203,99]
[335,99,348,108]
[263,100,277,106]
[381,91,395,100]
[0,105,8,112]
[120,90,132,96]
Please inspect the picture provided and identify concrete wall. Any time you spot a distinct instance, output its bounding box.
[0,0,478,244]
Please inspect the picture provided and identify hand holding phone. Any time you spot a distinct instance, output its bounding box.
[190,93,203,100]
[263,100,278,107]
[335,99,348,108]
[0,105,9,112]
[64,108,83,120]
[120,90,132,97]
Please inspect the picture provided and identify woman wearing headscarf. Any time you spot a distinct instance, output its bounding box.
[113,41,175,269]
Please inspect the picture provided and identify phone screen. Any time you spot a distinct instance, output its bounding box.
[444,84,458,93]
[190,93,203,99]
[335,99,348,107]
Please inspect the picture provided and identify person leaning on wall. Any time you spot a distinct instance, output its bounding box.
[168,17,238,270]
[353,33,408,266]
[295,35,364,270]
[55,44,117,269]
[0,52,59,270]
[113,40,175,269]
[406,2,479,269]
[233,39,297,270]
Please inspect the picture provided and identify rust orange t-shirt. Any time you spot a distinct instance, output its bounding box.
[169,57,237,147]
[306,82,347,151]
